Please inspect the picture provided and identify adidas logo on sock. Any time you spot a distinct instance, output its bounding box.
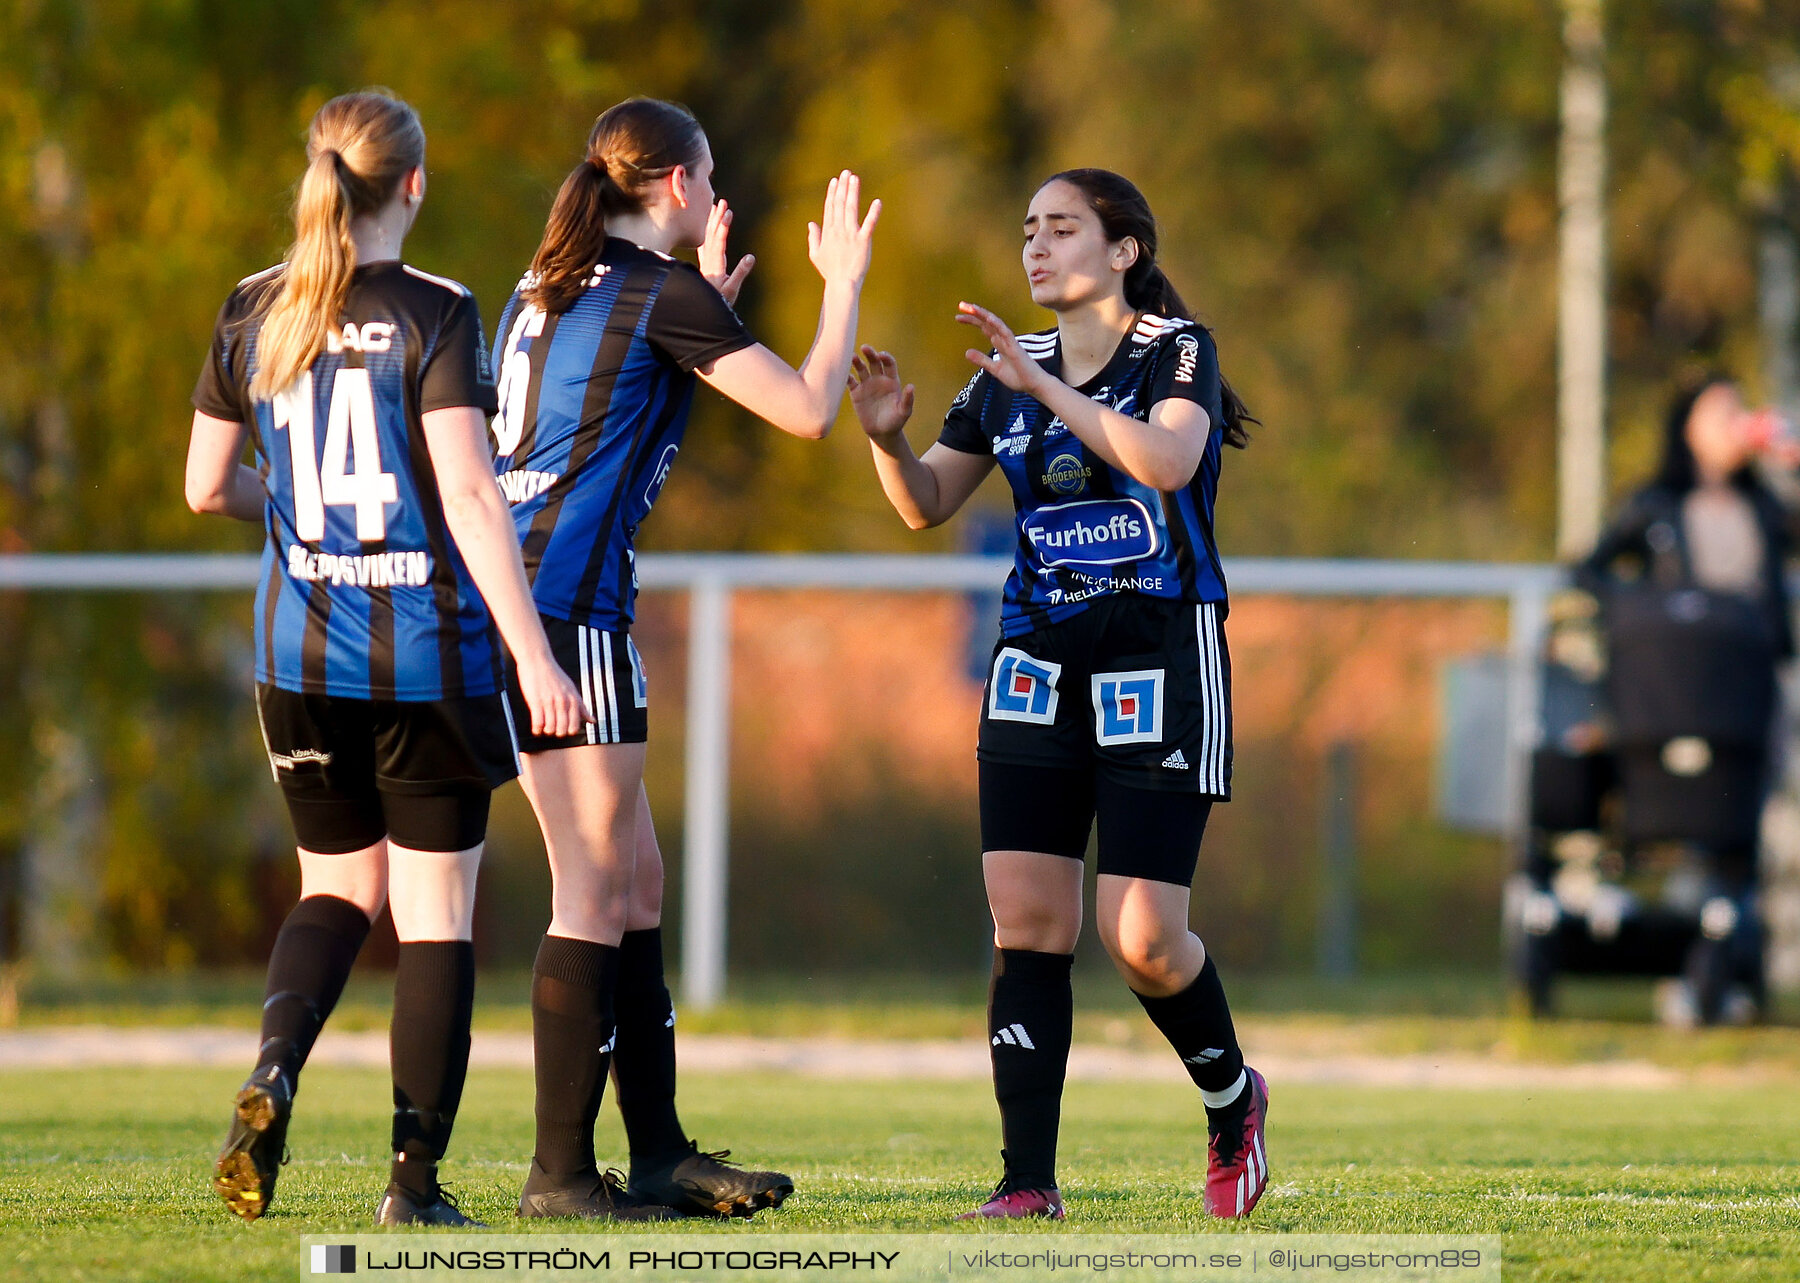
[1183,1047,1225,1065]
[1162,749,1190,770]
[990,1023,1036,1050]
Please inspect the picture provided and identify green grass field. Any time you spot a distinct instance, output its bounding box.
[2,1064,1798,1283]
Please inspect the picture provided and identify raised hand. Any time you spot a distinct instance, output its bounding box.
[700,198,755,306]
[807,171,881,289]
[849,344,915,441]
[956,301,1048,396]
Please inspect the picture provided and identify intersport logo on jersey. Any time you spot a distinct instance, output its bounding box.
[1021,498,1159,568]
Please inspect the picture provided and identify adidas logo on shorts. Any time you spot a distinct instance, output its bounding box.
[991,1023,1036,1050]
[1162,749,1190,770]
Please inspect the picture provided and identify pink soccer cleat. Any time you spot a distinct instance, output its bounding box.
[957,1182,1067,1221]
[1204,1067,1269,1218]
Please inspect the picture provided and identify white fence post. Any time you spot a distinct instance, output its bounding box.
[1505,579,1554,844]
[681,576,733,1011]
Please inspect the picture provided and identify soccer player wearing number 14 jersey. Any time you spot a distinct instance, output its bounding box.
[187,91,584,1227]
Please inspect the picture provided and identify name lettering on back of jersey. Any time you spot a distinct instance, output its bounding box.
[1020,498,1160,568]
[324,322,395,354]
[286,546,432,589]
[1174,333,1201,384]
[498,470,559,505]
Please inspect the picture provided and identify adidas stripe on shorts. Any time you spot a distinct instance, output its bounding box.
[504,614,649,753]
[977,593,1232,798]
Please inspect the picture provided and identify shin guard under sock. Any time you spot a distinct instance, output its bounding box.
[389,941,476,1192]
[612,928,688,1170]
[530,935,620,1179]
[257,895,372,1082]
[988,948,1074,1190]
[1134,955,1248,1114]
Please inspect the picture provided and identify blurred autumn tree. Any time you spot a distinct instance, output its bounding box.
[3,0,1800,968]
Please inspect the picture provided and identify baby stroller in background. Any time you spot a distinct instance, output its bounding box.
[1508,585,1776,1023]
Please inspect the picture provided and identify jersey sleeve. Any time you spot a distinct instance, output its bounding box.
[192,293,249,422]
[936,369,991,455]
[646,263,755,372]
[420,291,499,415]
[1147,324,1221,416]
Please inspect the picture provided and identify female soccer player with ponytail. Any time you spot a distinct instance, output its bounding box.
[187,90,585,1226]
[489,97,880,1220]
[850,169,1269,1220]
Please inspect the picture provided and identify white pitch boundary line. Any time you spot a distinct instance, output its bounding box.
[0,1027,1737,1089]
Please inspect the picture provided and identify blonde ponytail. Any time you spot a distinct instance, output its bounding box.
[250,91,425,400]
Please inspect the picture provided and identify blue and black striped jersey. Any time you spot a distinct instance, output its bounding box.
[489,238,754,629]
[938,314,1229,639]
[193,260,504,700]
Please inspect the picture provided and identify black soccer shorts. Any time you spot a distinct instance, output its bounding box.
[504,614,649,754]
[977,594,1233,797]
[255,684,517,854]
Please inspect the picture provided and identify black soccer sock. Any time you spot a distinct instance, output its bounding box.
[389,941,476,1196]
[989,948,1074,1191]
[256,895,372,1083]
[1134,955,1248,1115]
[530,934,620,1180]
[611,927,689,1170]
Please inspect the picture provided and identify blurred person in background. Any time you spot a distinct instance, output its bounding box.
[186,90,585,1226]
[850,169,1268,1219]
[1576,374,1800,1024]
[489,97,880,1220]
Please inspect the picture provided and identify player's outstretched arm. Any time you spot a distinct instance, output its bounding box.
[422,405,588,739]
[957,302,1209,491]
[850,345,993,530]
[185,412,266,522]
[698,171,881,440]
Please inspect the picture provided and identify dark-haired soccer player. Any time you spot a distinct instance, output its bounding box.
[850,169,1269,1220]
[490,97,880,1219]
[186,90,586,1227]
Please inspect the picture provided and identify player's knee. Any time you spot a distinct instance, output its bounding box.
[993,905,1080,953]
[1105,927,1186,993]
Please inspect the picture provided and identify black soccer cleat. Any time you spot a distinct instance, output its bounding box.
[376,1180,484,1227]
[628,1141,794,1219]
[213,1063,294,1221]
[517,1159,681,1220]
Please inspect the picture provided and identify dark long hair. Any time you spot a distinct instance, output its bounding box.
[1042,168,1256,448]
[525,98,706,314]
[1655,371,1752,493]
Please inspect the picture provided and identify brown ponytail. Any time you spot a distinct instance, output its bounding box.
[525,98,707,314]
[250,91,425,401]
[1042,168,1257,449]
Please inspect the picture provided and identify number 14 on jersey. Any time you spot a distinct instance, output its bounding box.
[274,369,399,542]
